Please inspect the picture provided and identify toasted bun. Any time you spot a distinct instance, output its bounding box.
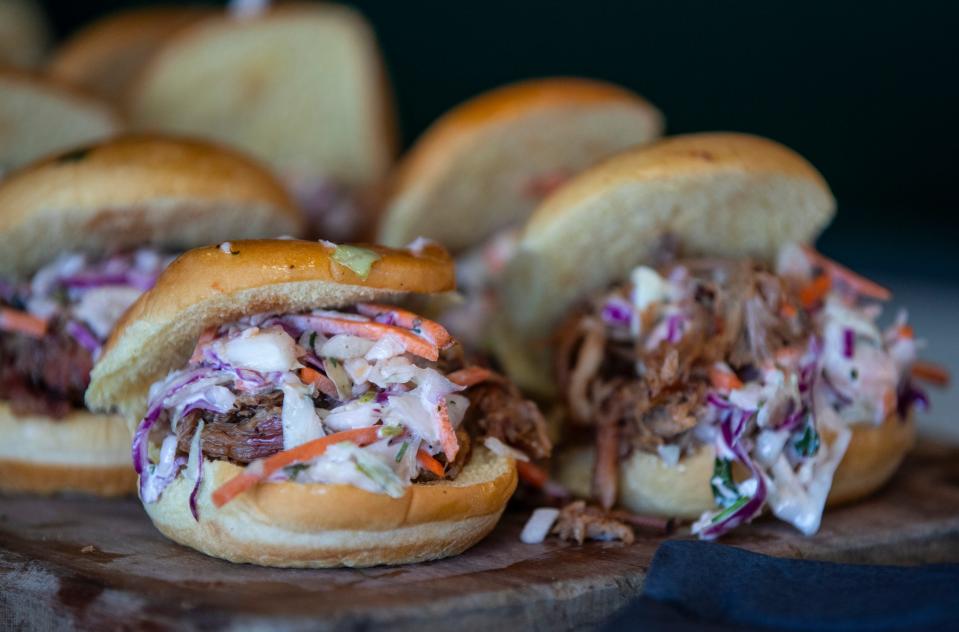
[143,444,515,567]
[128,3,395,189]
[496,132,835,392]
[0,69,119,173]
[0,403,134,496]
[87,239,455,420]
[0,134,303,277]
[378,78,663,252]
[556,413,916,520]
[48,6,212,102]
[0,0,49,69]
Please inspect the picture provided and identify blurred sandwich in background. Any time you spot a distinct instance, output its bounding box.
[0,70,120,175]
[377,77,664,348]
[48,5,213,103]
[125,2,396,241]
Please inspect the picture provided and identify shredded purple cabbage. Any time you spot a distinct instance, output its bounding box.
[189,454,203,522]
[842,328,855,358]
[666,314,684,343]
[697,408,767,540]
[65,320,102,358]
[897,381,930,417]
[601,297,632,327]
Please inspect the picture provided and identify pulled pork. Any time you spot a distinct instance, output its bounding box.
[169,350,551,474]
[175,391,284,464]
[555,258,807,508]
[552,501,635,544]
[0,317,93,418]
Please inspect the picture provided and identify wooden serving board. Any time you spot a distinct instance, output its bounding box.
[2,442,959,631]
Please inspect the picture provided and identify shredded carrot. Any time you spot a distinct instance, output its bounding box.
[779,302,798,319]
[416,449,446,477]
[299,367,338,399]
[897,324,915,339]
[0,307,48,338]
[435,399,459,462]
[447,366,503,388]
[211,426,381,507]
[516,461,548,489]
[709,364,743,391]
[305,316,439,361]
[911,361,950,387]
[799,274,832,309]
[800,245,891,301]
[355,303,453,349]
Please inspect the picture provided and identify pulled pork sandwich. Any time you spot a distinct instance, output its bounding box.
[498,133,946,539]
[0,135,302,495]
[86,240,549,567]
[378,78,663,348]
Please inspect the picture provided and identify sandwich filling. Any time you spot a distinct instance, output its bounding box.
[0,249,173,418]
[135,304,550,519]
[556,242,934,539]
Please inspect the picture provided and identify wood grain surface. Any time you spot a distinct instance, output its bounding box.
[2,443,958,631]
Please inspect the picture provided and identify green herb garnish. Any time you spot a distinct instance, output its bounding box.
[379,424,404,438]
[331,245,382,280]
[309,331,317,351]
[711,496,749,524]
[395,441,410,463]
[285,463,310,480]
[711,458,738,506]
[792,422,821,458]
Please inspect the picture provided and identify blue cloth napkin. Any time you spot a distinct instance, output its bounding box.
[604,540,959,631]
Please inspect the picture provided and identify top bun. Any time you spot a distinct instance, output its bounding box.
[0,134,303,276]
[87,239,455,420]
[127,3,395,189]
[378,77,663,252]
[48,6,212,102]
[0,69,120,173]
[496,132,835,392]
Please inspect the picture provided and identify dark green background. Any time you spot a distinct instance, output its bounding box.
[40,1,959,280]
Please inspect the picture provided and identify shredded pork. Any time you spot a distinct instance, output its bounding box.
[555,257,809,508]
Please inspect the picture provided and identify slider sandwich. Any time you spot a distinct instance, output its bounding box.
[0,135,302,495]
[87,239,550,567]
[498,133,945,539]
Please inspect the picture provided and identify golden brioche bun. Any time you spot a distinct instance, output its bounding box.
[48,6,213,103]
[127,3,395,189]
[145,444,516,567]
[496,132,836,393]
[556,413,916,520]
[0,69,120,174]
[378,77,663,252]
[0,403,134,495]
[0,134,304,277]
[87,239,455,421]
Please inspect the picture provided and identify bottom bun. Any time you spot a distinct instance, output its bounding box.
[555,413,915,519]
[144,444,518,568]
[0,403,135,496]
[824,412,916,507]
